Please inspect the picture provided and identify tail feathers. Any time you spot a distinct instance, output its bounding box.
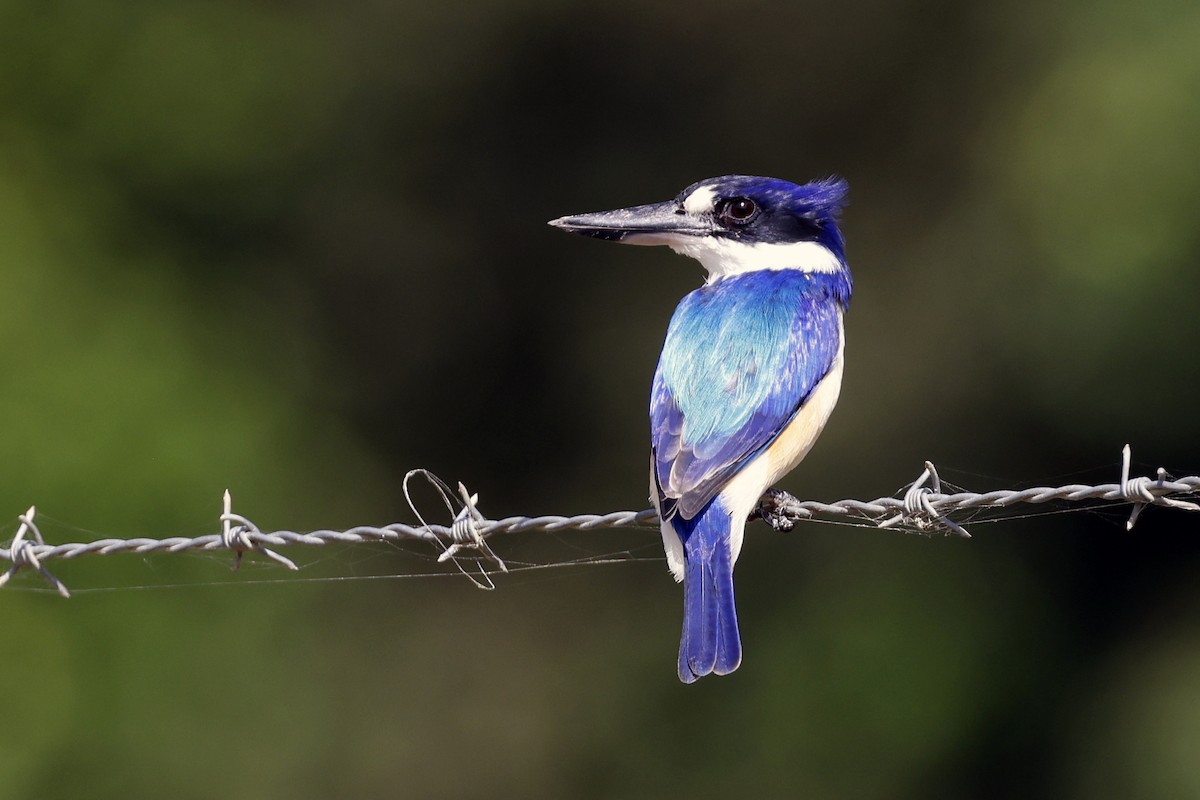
[676,502,742,683]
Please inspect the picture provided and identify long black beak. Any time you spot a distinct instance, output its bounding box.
[548,200,710,244]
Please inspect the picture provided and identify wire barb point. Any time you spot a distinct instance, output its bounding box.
[878,461,972,538]
[219,490,298,571]
[404,470,508,590]
[0,506,71,598]
[1120,444,1200,531]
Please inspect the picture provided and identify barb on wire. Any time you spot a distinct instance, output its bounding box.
[3,444,1199,597]
[876,461,972,538]
[221,490,298,572]
[1118,444,1200,530]
[0,507,71,598]
[403,469,507,590]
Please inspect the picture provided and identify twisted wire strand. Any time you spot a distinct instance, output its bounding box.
[3,446,1198,597]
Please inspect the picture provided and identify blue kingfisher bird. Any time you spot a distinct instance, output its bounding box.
[550,175,851,682]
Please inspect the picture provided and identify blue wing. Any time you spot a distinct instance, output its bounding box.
[651,270,848,520]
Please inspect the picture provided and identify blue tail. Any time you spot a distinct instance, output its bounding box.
[673,498,742,683]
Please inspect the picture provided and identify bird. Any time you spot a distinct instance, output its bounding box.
[549,175,852,682]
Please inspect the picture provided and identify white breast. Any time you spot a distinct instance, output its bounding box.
[718,315,846,565]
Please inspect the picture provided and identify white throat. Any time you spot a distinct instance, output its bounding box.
[667,237,843,279]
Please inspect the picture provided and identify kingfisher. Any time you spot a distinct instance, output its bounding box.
[549,175,851,682]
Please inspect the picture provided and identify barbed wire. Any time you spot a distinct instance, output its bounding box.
[2,445,1197,598]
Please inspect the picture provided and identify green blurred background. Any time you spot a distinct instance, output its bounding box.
[3,0,1200,797]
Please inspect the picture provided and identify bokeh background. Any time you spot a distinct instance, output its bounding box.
[3,0,1200,797]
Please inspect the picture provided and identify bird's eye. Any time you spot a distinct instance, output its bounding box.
[717,197,759,226]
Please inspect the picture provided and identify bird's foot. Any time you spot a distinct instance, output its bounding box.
[755,488,800,531]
